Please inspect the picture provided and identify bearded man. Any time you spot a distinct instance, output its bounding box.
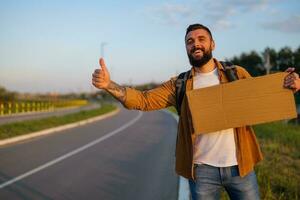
[92,24,298,200]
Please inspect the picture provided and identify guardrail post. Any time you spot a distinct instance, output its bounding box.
[21,102,25,113]
[8,102,12,115]
[37,102,40,111]
[27,102,30,113]
[0,103,3,116]
[15,102,19,114]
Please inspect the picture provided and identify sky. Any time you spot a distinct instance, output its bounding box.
[0,0,300,93]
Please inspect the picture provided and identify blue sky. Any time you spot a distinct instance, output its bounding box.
[0,0,299,93]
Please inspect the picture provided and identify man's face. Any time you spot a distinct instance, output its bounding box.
[185,28,215,68]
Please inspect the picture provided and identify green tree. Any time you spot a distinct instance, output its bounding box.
[229,51,264,77]
[277,46,294,71]
[293,46,300,73]
[228,56,240,65]
[0,86,17,101]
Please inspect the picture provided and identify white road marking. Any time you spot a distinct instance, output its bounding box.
[0,111,143,189]
[161,109,191,200]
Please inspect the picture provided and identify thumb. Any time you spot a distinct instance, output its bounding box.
[99,58,108,72]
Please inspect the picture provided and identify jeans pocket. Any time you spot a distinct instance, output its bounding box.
[230,165,240,177]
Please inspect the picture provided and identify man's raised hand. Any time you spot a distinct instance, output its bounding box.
[92,58,111,89]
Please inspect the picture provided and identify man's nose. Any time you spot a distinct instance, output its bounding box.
[194,40,201,48]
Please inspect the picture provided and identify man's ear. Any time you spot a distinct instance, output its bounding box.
[211,40,215,50]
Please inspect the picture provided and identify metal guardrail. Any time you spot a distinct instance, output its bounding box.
[0,100,87,116]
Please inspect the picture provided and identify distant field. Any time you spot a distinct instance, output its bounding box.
[168,107,299,200]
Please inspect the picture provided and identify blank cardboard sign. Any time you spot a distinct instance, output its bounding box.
[186,72,297,134]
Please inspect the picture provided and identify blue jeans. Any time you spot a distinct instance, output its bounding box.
[189,164,260,200]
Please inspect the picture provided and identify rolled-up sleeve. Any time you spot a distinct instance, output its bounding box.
[123,78,176,111]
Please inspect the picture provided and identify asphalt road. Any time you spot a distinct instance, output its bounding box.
[0,103,101,125]
[0,107,179,200]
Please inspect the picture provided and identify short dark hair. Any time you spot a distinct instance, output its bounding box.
[185,24,213,40]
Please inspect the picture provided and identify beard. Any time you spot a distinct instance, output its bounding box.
[187,47,213,68]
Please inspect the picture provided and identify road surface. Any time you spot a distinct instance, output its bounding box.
[0,107,179,200]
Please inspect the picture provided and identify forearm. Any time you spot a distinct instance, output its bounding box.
[103,79,176,111]
[123,80,176,111]
[105,81,127,103]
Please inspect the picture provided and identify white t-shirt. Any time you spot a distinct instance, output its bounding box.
[193,67,237,167]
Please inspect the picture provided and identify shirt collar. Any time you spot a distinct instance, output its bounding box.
[188,58,225,78]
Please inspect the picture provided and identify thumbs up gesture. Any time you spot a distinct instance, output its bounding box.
[92,58,111,89]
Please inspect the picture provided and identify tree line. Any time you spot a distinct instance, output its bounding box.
[227,46,300,77]
[0,86,89,102]
[0,86,17,101]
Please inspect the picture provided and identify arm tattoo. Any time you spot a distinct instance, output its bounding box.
[106,81,126,103]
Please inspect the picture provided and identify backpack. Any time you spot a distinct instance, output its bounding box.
[175,61,238,115]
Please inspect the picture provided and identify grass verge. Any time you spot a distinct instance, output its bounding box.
[0,104,117,140]
[253,122,299,200]
[167,106,299,200]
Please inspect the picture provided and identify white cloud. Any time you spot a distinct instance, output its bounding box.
[225,0,271,11]
[147,3,192,25]
[262,15,300,33]
[214,19,233,30]
[145,0,279,30]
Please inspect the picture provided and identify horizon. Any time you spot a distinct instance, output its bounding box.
[1,0,300,93]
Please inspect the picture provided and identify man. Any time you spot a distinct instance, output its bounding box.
[92,24,297,200]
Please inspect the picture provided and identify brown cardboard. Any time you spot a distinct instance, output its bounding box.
[186,72,297,134]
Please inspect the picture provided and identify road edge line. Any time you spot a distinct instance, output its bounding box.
[0,108,120,147]
[162,109,191,200]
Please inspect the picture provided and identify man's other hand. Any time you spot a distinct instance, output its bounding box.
[284,67,300,92]
[92,58,111,89]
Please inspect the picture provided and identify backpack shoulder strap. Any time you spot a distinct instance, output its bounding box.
[175,70,191,115]
[175,62,238,115]
[220,61,239,82]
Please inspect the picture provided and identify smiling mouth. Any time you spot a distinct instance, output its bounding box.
[193,49,203,56]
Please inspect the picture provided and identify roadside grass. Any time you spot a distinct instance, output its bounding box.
[167,106,299,200]
[0,104,117,140]
[253,122,299,200]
